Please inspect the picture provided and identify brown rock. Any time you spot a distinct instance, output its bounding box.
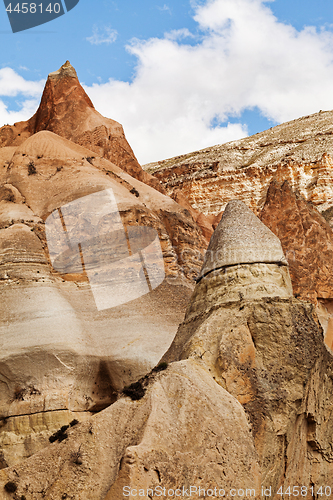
[0,61,164,194]
[260,180,333,304]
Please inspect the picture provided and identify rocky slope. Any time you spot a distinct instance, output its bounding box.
[0,202,331,499]
[0,64,210,467]
[144,111,333,220]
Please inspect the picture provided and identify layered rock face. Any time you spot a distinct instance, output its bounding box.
[144,111,333,218]
[0,201,331,499]
[0,65,210,467]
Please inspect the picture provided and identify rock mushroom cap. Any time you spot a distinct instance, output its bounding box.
[198,199,288,280]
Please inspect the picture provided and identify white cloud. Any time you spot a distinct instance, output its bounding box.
[86,26,118,45]
[84,0,333,164]
[0,68,44,125]
[158,4,172,14]
[0,67,44,97]
[0,98,40,125]
[165,28,195,41]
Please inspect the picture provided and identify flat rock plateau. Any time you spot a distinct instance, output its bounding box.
[0,62,331,499]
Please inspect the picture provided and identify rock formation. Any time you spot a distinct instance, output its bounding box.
[0,64,211,467]
[260,180,333,349]
[198,200,288,280]
[146,112,333,346]
[163,202,333,497]
[144,112,333,219]
[0,61,163,193]
[0,201,331,499]
[0,60,332,498]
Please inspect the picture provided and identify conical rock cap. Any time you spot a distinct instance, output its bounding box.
[199,200,288,279]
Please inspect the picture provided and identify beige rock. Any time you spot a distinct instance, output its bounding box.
[0,361,261,499]
[317,299,333,350]
[0,129,207,465]
[0,410,90,468]
[0,192,332,497]
[163,284,333,496]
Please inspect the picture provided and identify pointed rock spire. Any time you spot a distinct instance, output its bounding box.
[198,200,288,280]
[0,61,165,193]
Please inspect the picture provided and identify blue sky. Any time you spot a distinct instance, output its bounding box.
[1,0,333,163]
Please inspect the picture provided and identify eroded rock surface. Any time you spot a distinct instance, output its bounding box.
[0,61,163,194]
[260,180,333,348]
[0,201,331,499]
[0,128,206,466]
[0,63,332,495]
[0,362,261,500]
[163,202,333,496]
[145,112,333,218]
[199,199,287,280]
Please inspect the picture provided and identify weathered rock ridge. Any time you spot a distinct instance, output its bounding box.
[144,111,333,219]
